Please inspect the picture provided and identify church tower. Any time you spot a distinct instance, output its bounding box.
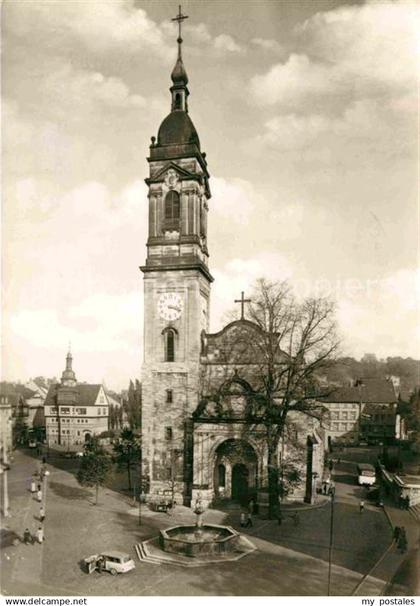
[140,7,212,504]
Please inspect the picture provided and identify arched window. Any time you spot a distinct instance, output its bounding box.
[164,191,180,220]
[166,329,175,362]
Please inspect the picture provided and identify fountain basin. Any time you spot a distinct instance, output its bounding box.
[159,524,239,558]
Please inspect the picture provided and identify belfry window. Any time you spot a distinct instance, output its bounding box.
[174,93,182,110]
[166,329,175,362]
[164,191,180,220]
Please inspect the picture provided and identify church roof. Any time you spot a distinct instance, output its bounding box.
[45,383,104,407]
[157,110,200,148]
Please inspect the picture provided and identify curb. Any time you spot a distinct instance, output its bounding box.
[351,539,396,596]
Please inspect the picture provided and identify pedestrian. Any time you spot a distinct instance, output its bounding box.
[240,512,246,527]
[359,499,365,513]
[393,526,401,542]
[36,489,42,503]
[39,505,45,523]
[249,499,255,514]
[329,482,335,497]
[30,478,36,493]
[23,528,32,545]
[404,496,410,510]
[397,527,407,554]
[37,482,42,492]
[245,511,253,528]
[277,510,283,526]
[36,526,44,544]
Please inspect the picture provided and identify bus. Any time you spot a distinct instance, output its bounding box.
[357,463,376,486]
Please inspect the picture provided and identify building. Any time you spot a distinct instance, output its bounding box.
[320,377,398,447]
[24,380,47,428]
[0,383,30,446]
[0,394,13,456]
[140,15,324,508]
[44,351,109,449]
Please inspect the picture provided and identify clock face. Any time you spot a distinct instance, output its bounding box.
[158,292,183,321]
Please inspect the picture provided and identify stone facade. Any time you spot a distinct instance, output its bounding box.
[140,31,324,508]
[44,352,109,449]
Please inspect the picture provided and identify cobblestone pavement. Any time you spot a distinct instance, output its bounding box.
[0,448,403,596]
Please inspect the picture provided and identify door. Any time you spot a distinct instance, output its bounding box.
[232,463,249,504]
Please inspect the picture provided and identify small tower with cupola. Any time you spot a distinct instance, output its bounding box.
[140,7,212,504]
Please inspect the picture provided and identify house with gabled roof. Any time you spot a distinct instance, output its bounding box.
[44,350,109,449]
[319,377,398,447]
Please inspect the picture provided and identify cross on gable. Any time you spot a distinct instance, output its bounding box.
[234,291,251,320]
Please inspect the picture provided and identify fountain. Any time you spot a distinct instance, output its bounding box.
[158,493,240,558]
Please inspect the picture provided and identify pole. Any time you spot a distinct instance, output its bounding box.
[327,492,335,596]
[2,447,10,518]
[138,457,142,526]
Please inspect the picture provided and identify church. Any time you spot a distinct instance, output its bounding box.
[140,10,324,509]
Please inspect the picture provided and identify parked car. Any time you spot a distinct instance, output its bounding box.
[84,551,135,575]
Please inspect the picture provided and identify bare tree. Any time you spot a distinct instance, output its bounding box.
[200,278,339,518]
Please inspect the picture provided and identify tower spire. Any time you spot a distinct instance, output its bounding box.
[172,4,188,60]
[61,346,77,386]
[170,5,189,111]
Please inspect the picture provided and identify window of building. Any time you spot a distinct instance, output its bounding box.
[60,407,70,414]
[166,390,173,403]
[332,423,339,431]
[75,408,87,415]
[342,411,348,420]
[165,427,173,441]
[164,191,180,220]
[165,329,175,362]
[330,411,338,420]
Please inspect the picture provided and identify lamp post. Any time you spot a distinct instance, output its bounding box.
[42,469,50,504]
[327,489,335,596]
[0,461,10,518]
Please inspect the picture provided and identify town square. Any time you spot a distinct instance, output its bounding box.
[1,0,419,599]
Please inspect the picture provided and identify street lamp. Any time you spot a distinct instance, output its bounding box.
[327,489,335,596]
[0,462,10,518]
[42,469,50,504]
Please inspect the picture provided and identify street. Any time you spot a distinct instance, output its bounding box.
[0,447,415,596]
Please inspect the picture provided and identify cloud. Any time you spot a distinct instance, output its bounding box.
[250,2,418,110]
[5,1,172,61]
[255,96,414,151]
[214,34,244,54]
[211,253,294,330]
[211,177,255,224]
[251,38,284,54]
[337,267,420,359]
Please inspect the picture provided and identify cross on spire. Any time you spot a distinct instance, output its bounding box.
[234,291,251,320]
[172,5,189,54]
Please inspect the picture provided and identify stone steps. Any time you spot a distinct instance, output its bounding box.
[134,541,162,565]
[409,503,420,521]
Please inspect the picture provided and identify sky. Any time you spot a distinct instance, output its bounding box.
[2,0,418,390]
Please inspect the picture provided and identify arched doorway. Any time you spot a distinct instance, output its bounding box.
[84,432,91,443]
[232,463,249,504]
[213,438,258,503]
